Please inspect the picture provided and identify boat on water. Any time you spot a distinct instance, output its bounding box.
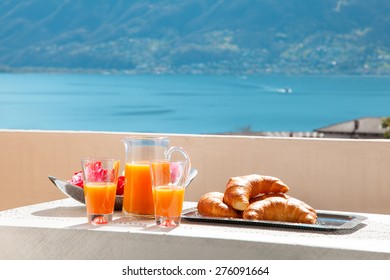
[276,87,293,94]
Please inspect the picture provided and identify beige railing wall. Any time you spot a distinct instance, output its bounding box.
[1,130,389,214]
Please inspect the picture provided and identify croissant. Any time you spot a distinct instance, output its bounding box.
[224,175,289,211]
[243,194,317,224]
[250,193,317,216]
[197,192,242,218]
[249,192,289,204]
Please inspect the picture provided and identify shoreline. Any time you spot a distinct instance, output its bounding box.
[2,67,390,77]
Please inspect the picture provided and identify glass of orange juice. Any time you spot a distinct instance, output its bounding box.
[150,160,189,227]
[81,158,120,225]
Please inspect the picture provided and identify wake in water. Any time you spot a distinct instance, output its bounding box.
[275,87,293,94]
[256,84,293,94]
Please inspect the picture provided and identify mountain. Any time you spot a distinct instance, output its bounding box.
[0,0,389,75]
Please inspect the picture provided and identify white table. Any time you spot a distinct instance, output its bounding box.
[1,199,389,259]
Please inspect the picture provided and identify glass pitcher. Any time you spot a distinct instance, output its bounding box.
[122,136,190,218]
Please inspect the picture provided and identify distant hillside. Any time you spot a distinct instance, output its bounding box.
[0,0,389,75]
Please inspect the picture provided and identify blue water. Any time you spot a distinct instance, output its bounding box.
[0,73,389,134]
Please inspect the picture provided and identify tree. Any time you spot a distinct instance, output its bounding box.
[382,117,390,139]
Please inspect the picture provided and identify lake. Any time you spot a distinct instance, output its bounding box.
[0,73,389,134]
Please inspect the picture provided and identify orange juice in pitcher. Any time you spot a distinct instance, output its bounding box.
[122,136,189,219]
[123,162,170,215]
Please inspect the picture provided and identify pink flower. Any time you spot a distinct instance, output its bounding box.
[116,175,125,195]
[67,162,124,195]
[170,162,183,183]
[84,161,108,182]
[67,171,84,188]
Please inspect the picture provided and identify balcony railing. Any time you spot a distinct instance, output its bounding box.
[1,129,389,214]
[1,129,390,261]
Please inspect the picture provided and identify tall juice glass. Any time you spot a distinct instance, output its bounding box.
[122,136,189,218]
[150,160,189,227]
[81,158,120,225]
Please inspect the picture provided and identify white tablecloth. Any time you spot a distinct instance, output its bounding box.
[1,199,390,259]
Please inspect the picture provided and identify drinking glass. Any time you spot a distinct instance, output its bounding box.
[81,158,120,225]
[150,160,189,227]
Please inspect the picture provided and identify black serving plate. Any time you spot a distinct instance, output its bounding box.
[181,207,367,231]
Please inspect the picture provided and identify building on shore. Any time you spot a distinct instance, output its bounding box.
[218,117,387,139]
[314,117,387,139]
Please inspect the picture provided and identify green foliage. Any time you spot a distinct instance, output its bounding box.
[382,117,390,139]
[0,0,390,75]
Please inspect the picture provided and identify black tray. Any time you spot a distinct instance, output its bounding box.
[181,207,367,231]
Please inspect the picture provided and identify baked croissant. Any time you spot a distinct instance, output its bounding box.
[197,192,242,218]
[224,175,289,211]
[243,194,317,224]
[250,193,317,216]
[249,192,289,204]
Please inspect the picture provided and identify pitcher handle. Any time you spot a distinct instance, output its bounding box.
[166,146,191,177]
